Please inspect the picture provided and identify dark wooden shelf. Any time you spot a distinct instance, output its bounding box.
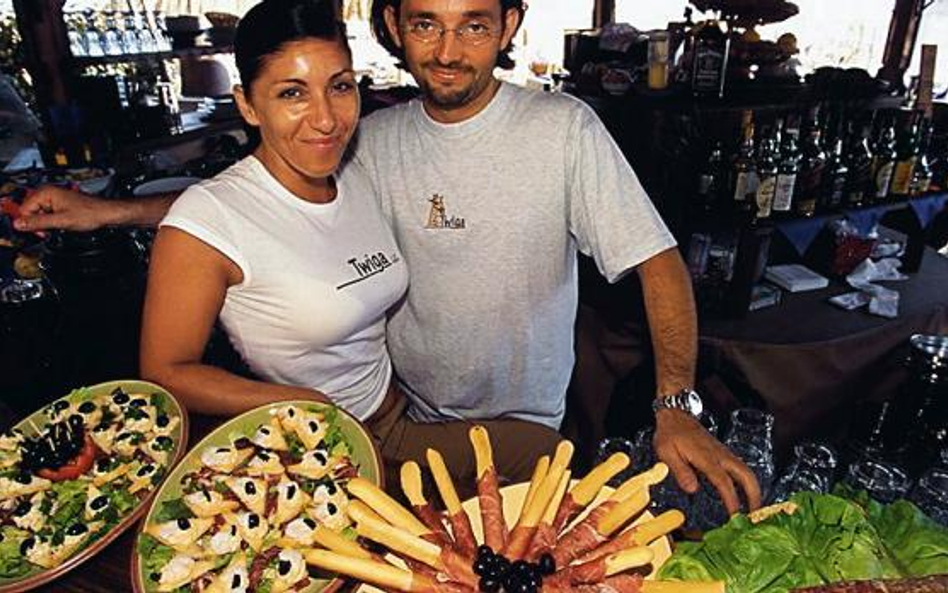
[73,45,233,68]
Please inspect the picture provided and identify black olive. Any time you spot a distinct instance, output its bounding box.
[177,518,191,530]
[96,459,111,473]
[308,420,319,433]
[78,401,96,414]
[129,398,147,408]
[156,414,170,428]
[244,481,256,496]
[116,432,131,442]
[66,523,88,537]
[303,517,316,530]
[314,452,327,465]
[259,427,270,436]
[111,389,130,405]
[287,408,296,418]
[20,538,35,555]
[233,438,253,450]
[231,573,242,588]
[278,559,292,576]
[138,464,155,477]
[13,500,32,517]
[257,452,270,461]
[14,472,31,485]
[155,436,173,449]
[248,514,260,529]
[91,495,109,511]
[326,502,337,515]
[326,482,337,495]
[230,525,237,536]
[474,558,490,576]
[203,491,212,502]
[53,400,70,412]
[477,545,493,559]
[286,485,297,500]
[94,423,110,433]
[216,447,231,454]
[150,572,161,582]
[538,554,555,575]
[479,577,500,593]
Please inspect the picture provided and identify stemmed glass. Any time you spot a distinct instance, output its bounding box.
[769,442,837,503]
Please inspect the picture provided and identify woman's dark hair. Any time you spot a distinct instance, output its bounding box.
[370,0,525,70]
[235,0,350,93]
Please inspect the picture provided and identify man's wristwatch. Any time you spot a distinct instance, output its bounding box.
[652,388,704,418]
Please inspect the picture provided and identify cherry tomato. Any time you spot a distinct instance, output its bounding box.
[37,435,99,482]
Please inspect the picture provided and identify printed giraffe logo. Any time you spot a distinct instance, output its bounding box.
[424,194,466,229]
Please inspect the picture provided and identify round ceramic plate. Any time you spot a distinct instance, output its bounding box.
[358,480,672,592]
[131,400,382,593]
[0,380,188,593]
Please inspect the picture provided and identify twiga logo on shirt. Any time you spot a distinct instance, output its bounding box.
[424,194,466,229]
[337,251,400,289]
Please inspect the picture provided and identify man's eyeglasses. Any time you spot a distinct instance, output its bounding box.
[403,19,499,46]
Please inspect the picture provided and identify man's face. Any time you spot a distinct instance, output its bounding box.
[385,0,520,122]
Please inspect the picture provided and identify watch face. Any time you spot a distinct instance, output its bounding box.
[684,390,704,417]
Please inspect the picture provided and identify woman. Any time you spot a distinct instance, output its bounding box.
[140,0,560,486]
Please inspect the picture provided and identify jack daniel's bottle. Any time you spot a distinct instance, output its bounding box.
[691,14,729,98]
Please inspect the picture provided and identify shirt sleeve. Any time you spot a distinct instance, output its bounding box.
[159,184,252,284]
[566,101,677,283]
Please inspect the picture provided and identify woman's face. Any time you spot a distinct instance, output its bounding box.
[235,38,359,201]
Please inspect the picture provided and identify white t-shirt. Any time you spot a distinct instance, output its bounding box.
[160,155,409,420]
[354,82,676,428]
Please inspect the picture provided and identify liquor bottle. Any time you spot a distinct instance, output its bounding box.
[772,128,801,217]
[844,124,872,208]
[754,131,778,220]
[890,120,919,198]
[731,111,757,212]
[793,117,825,217]
[696,142,725,213]
[691,14,730,98]
[911,119,933,196]
[821,137,848,211]
[869,120,897,203]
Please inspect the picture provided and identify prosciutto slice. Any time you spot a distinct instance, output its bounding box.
[550,501,616,568]
[477,466,507,551]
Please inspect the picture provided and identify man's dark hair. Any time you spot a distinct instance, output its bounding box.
[235,0,350,94]
[369,0,526,70]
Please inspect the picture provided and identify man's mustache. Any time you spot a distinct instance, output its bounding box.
[421,61,475,74]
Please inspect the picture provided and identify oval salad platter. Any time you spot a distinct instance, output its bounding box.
[0,379,188,593]
[131,400,381,593]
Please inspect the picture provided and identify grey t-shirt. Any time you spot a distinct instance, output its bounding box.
[354,82,676,428]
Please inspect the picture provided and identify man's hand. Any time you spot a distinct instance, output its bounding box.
[13,185,115,234]
[653,409,762,516]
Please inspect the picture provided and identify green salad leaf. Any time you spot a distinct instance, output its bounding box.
[49,479,88,530]
[152,498,194,523]
[0,527,32,578]
[137,534,176,584]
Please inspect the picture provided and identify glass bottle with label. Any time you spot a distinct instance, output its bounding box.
[755,131,778,220]
[844,124,872,208]
[793,120,825,217]
[731,111,757,213]
[821,137,848,212]
[911,119,933,196]
[772,127,800,218]
[870,121,896,203]
[890,120,919,198]
[691,15,730,98]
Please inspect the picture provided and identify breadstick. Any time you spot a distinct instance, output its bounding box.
[577,510,685,564]
[611,463,669,501]
[518,455,550,524]
[347,476,429,537]
[503,440,572,559]
[544,547,654,588]
[426,448,477,558]
[598,487,651,536]
[470,425,507,551]
[523,469,572,562]
[303,548,432,592]
[349,501,443,568]
[401,461,453,547]
[552,452,629,533]
[550,487,649,568]
[311,523,375,561]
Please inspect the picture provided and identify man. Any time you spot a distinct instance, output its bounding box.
[15,0,759,513]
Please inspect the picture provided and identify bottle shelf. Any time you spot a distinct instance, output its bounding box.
[73,45,233,67]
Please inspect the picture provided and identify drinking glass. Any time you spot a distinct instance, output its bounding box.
[908,468,948,526]
[725,408,775,456]
[594,436,639,488]
[770,442,837,503]
[844,459,911,504]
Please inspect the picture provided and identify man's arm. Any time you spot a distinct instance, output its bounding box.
[637,247,762,515]
[13,185,180,233]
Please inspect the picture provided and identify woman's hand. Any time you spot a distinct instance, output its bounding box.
[653,409,762,516]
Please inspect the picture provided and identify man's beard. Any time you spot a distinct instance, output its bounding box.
[417,62,483,110]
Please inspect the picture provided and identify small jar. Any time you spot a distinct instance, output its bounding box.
[647,30,670,90]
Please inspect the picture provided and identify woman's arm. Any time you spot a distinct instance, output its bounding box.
[140,226,330,416]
